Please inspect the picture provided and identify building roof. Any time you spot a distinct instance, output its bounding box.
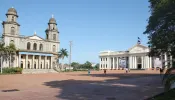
[49,18,57,24]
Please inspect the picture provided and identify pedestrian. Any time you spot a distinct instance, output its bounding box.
[88,69,91,75]
[104,69,106,75]
[125,67,128,73]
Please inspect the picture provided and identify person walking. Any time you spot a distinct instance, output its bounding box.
[125,67,128,73]
[104,69,107,75]
[88,69,91,75]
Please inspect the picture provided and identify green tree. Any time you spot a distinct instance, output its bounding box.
[144,0,175,91]
[6,43,16,67]
[71,62,80,70]
[58,48,68,70]
[83,61,92,69]
[0,42,6,73]
[94,63,99,70]
[144,0,175,61]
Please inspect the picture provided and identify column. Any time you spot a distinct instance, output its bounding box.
[129,56,132,69]
[116,57,119,69]
[26,55,28,69]
[44,56,47,69]
[19,54,21,68]
[50,56,53,69]
[170,56,172,68]
[135,56,137,69]
[144,56,146,69]
[32,55,34,69]
[39,55,41,69]
[113,57,115,70]
[141,56,144,69]
[99,58,101,70]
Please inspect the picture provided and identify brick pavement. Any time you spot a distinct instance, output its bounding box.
[0,70,163,100]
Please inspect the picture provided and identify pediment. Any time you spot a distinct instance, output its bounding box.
[128,44,148,53]
[27,35,44,40]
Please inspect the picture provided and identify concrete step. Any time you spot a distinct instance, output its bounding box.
[22,69,58,74]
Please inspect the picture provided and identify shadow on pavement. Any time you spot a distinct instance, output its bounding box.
[43,73,163,100]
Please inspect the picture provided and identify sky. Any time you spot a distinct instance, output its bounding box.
[0,0,150,64]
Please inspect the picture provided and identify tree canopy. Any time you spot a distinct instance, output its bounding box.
[144,0,175,58]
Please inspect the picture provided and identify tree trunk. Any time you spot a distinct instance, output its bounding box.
[1,56,2,74]
[62,58,64,71]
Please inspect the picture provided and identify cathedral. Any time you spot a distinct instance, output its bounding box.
[1,7,60,73]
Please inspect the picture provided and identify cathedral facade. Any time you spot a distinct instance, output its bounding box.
[1,7,60,73]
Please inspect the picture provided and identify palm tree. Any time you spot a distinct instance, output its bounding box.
[58,48,68,70]
[0,42,6,73]
[6,43,16,67]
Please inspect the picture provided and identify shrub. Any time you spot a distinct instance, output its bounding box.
[2,67,22,74]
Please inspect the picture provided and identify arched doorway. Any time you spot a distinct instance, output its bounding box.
[137,57,142,69]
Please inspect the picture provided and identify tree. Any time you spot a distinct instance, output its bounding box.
[71,62,80,70]
[58,48,68,70]
[144,0,175,61]
[144,0,175,91]
[83,61,92,69]
[6,43,16,67]
[94,63,99,70]
[0,42,6,73]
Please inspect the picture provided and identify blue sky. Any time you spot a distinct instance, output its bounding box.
[0,0,150,64]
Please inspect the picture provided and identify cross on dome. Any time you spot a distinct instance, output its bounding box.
[34,31,36,35]
[52,14,54,18]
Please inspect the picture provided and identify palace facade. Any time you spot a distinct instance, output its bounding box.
[1,7,60,73]
[99,43,173,70]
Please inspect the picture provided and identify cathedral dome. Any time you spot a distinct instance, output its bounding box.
[49,18,57,24]
[6,7,18,16]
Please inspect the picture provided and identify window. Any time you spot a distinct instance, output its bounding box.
[52,45,56,52]
[12,16,14,22]
[106,64,107,68]
[53,34,56,41]
[33,43,37,50]
[46,63,48,69]
[106,58,107,61]
[21,56,23,58]
[46,34,48,39]
[101,58,102,61]
[39,44,43,51]
[10,40,14,44]
[11,27,15,35]
[27,42,31,50]
[35,56,37,59]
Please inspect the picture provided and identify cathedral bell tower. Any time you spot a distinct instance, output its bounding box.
[45,15,59,41]
[2,7,20,36]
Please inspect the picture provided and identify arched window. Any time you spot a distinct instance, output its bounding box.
[53,34,56,41]
[39,44,43,51]
[28,61,30,69]
[34,62,36,69]
[52,45,56,52]
[33,43,37,50]
[11,27,15,35]
[21,61,23,68]
[27,42,31,50]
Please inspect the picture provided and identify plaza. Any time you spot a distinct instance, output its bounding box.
[0,70,163,100]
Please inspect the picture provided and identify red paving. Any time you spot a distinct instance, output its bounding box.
[0,70,163,100]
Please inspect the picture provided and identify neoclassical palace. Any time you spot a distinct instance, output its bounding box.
[99,43,172,70]
[1,7,60,73]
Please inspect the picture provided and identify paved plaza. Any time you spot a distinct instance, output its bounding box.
[0,70,163,100]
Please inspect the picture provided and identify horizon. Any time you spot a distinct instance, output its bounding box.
[0,0,150,64]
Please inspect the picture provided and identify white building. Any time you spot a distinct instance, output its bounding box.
[0,7,60,73]
[99,43,172,70]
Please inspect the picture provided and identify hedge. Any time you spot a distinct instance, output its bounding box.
[2,67,23,74]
